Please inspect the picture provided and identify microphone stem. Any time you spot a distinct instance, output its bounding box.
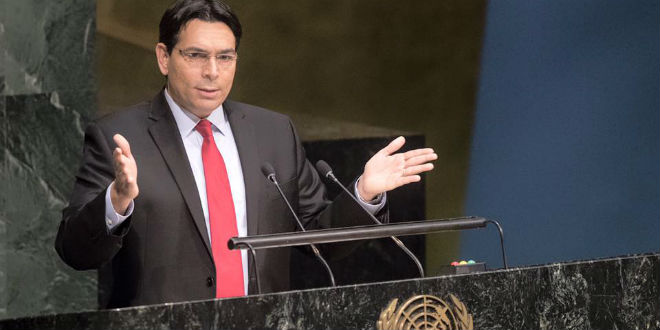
[327,173,425,278]
[272,178,305,231]
[270,177,337,287]
[242,242,261,294]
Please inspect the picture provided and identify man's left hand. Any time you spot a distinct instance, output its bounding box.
[357,136,437,201]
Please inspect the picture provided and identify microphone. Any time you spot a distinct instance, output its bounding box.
[260,162,336,287]
[314,160,425,278]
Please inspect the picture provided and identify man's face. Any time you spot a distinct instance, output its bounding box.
[156,19,237,118]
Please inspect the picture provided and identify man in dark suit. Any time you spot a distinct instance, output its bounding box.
[55,0,436,308]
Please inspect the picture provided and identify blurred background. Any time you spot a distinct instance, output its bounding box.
[0,0,657,320]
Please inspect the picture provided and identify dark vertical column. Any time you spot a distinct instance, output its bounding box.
[0,0,97,319]
[295,135,426,288]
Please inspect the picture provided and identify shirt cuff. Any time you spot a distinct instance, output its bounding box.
[105,182,134,232]
[354,176,386,215]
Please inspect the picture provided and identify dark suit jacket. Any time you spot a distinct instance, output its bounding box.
[55,91,386,308]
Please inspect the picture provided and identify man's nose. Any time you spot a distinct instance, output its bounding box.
[202,58,219,80]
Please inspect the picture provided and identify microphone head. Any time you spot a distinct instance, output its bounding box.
[315,160,333,178]
[260,162,276,179]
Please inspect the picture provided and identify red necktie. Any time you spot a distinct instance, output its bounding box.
[195,119,244,298]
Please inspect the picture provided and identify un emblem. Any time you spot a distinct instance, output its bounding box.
[377,294,473,330]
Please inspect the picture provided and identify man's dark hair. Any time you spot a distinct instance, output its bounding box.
[159,0,242,53]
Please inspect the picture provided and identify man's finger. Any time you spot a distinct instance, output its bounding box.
[395,175,421,188]
[405,153,438,167]
[379,136,406,156]
[113,134,133,158]
[403,148,435,160]
[403,163,434,176]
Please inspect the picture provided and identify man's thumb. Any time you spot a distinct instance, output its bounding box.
[113,134,132,158]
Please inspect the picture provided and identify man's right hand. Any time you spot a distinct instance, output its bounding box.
[110,134,139,215]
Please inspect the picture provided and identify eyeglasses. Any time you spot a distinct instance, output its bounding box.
[176,48,238,68]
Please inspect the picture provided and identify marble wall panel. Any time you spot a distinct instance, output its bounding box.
[1,0,96,320]
[0,95,6,317]
[1,1,7,315]
[5,92,92,198]
[2,0,95,95]
[2,91,96,319]
[1,4,5,95]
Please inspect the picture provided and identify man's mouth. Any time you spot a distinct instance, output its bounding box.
[196,88,220,97]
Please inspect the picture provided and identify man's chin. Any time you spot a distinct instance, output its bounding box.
[190,101,224,117]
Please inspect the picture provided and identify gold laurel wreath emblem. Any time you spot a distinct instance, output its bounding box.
[377,294,473,330]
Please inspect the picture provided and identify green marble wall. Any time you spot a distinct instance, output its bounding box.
[0,0,97,319]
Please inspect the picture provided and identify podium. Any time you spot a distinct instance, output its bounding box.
[1,252,658,329]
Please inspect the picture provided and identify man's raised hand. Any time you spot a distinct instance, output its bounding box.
[110,134,139,214]
[357,136,436,201]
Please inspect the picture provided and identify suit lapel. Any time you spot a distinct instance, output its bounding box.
[225,102,261,237]
[147,92,213,259]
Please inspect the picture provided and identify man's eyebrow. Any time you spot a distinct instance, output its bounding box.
[181,47,208,52]
[181,47,236,54]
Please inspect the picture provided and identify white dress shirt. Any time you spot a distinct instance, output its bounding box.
[104,89,385,296]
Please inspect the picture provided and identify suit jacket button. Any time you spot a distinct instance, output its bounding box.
[206,276,214,287]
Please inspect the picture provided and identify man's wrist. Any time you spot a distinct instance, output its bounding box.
[105,182,134,232]
[356,177,377,202]
[110,181,132,215]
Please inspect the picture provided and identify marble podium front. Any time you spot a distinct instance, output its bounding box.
[1,253,658,330]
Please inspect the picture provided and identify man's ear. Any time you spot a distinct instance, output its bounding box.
[155,43,170,76]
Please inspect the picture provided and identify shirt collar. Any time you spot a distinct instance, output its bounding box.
[164,88,228,137]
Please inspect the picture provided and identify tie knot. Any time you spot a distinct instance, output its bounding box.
[195,119,213,138]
